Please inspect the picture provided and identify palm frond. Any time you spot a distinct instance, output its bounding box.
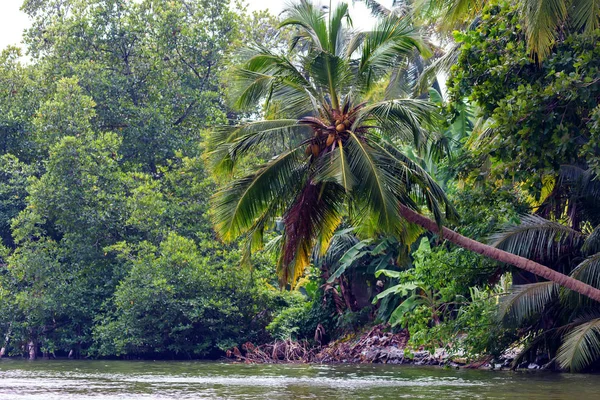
[498,281,558,325]
[280,0,329,52]
[231,69,277,111]
[328,2,351,56]
[583,226,600,256]
[562,253,600,307]
[384,56,420,99]
[211,147,306,242]
[414,43,460,96]
[306,51,352,102]
[231,45,323,115]
[559,165,600,199]
[558,165,600,200]
[570,0,600,34]
[570,253,600,291]
[557,318,600,371]
[490,215,585,263]
[345,131,401,235]
[313,227,359,268]
[520,0,567,61]
[418,0,485,31]
[231,68,316,116]
[207,120,307,176]
[369,139,459,224]
[241,45,319,90]
[313,142,356,192]
[355,98,437,147]
[353,16,425,92]
[357,0,392,18]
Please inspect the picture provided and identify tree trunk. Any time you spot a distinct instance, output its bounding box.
[0,327,9,358]
[399,205,600,303]
[28,341,37,360]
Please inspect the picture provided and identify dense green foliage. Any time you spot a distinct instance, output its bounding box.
[0,0,297,359]
[449,3,600,191]
[0,0,598,372]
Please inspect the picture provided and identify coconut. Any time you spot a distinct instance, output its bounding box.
[311,143,320,157]
[326,134,335,146]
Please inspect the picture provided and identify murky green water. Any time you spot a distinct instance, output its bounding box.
[0,359,598,399]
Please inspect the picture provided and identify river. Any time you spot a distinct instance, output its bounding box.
[0,359,597,399]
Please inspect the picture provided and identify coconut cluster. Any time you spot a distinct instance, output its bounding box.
[302,114,354,158]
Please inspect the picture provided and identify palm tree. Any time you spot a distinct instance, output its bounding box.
[418,0,600,60]
[207,0,600,302]
[491,166,600,371]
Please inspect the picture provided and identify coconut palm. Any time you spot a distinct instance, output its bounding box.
[207,0,600,302]
[209,0,449,285]
[419,0,600,60]
[493,167,600,371]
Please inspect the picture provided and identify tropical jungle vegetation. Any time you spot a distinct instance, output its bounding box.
[0,0,599,373]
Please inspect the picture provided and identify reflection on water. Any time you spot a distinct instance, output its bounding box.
[0,359,597,399]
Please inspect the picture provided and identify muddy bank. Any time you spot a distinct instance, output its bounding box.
[226,324,535,370]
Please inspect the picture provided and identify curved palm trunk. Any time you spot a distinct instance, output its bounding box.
[399,205,600,303]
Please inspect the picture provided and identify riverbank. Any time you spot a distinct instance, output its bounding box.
[226,324,532,370]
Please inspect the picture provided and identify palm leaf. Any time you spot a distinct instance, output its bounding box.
[231,45,320,115]
[306,51,352,103]
[490,215,585,263]
[583,226,600,256]
[498,281,558,325]
[231,69,277,111]
[570,253,600,291]
[418,0,486,31]
[313,142,356,192]
[357,0,392,18]
[345,130,401,235]
[369,139,459,224]
[280,0,329,52]
[208,119,306,167]
[570,0,600,34]
[349,16,425,92]
[314,227,359,269]
[211,147,306,242]
[355,98,437,147]
[519,0,567,61]
[328,2,351,56]
[557,318,600,371]
[414,43,460,96]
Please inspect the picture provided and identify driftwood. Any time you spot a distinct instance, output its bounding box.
[226,339,317,363]
[226,324,410,364]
